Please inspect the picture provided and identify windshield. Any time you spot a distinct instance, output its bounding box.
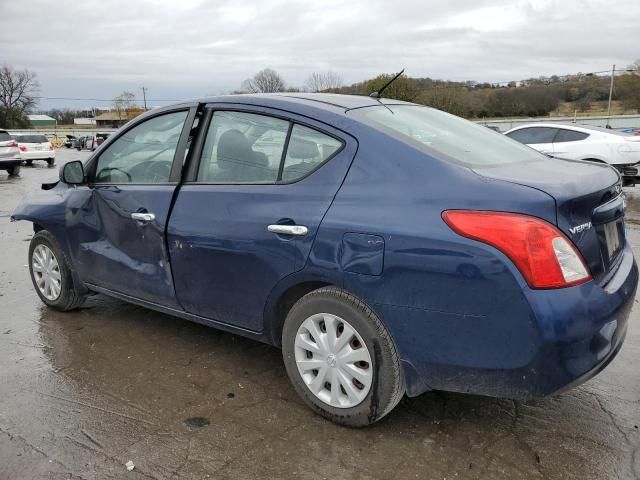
[349,105,545,166]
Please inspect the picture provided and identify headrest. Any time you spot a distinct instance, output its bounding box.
[288,139,319,159]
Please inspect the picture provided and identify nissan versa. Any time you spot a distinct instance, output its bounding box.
[12,93,637,427]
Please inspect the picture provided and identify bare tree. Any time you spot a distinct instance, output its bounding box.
[113,91,136,125]
[305,71,343,93]
[0,65,39,128]
[241,68,286,93]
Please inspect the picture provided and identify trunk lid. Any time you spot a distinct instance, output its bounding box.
[473,157,623,284]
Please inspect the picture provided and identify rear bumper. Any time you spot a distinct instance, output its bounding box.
[20,150,55,160]
[390,241,637,399]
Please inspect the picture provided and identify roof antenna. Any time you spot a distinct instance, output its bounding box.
[370,68,405,99]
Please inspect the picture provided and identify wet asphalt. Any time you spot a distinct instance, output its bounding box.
[0,149,639,480]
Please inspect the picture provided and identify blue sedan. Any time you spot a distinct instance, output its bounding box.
[12,94,637,426]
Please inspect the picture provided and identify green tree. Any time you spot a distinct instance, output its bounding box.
[361,73,419,102]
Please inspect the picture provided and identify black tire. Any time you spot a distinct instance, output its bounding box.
[28,230,85,311]
[47,158,55,167]
[25,160,33,167]
[282,287,404,427]
[8,164,20,176]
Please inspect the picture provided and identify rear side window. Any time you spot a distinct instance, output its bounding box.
[196,111,343,183]
[506,127,558,144]
[281,125,342,182]
[554,129,589,143]
[197,111,289,182]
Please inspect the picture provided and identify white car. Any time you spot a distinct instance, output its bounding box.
[505,123,640,186]
[13,134,55,167]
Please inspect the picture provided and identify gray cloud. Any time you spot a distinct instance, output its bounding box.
[0,0,637,109]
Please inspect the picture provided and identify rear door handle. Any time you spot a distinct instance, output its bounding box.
[131,212,156,223]
[268,224,308,236]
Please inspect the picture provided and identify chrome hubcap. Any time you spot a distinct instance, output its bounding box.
[32,244,61,301]
[294,313,373,408]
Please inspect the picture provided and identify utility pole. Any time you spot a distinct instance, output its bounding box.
[606,64,615,128]
[141,87,148,111]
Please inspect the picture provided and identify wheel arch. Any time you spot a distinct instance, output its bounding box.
[265,280,335,347]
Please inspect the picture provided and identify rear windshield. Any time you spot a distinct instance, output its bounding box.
[14,134,49,143]
[349,105,544,167]
[0,131,11,142]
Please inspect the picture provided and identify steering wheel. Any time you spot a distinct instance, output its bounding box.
[141,161,171,182]
[96,167,132,183]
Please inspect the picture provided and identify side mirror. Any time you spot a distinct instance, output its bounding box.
[60,161,85,185]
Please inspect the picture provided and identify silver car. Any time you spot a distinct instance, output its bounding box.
[0,129,22,176]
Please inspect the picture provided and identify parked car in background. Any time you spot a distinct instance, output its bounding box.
[12,134,55,167]
[64,135,79,149]
[0,129,22,176]
[505,123,640,186]
[77,133,111,151]
[12,94,638,426]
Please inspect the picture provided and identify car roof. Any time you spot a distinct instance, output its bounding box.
[192,92,415,113]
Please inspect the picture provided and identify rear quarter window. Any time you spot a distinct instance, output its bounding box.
[554,129,589,143]
[0,131,12,142]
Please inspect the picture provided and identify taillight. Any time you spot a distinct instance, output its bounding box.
[6,140,18,147]
[19,145,28,152]
[442,210,591,289]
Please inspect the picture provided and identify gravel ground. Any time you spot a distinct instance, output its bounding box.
[0,149,638,479]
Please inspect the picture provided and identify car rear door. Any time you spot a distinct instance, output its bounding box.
[506,127,558,156]
[67,106,197,307]
[167,104,357,331]
[552,128,590,159]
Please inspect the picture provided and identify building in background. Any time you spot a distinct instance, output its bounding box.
[74,118,96,126]
[27,114,57,127]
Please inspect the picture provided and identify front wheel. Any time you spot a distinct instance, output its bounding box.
[7,164,20,176]
[282,287,404,427]
[29,230,85,311]
[47,158,55,167]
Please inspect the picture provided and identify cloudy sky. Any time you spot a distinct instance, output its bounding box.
[0,0,638,110]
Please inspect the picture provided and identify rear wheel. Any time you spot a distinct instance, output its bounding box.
[7,164,20,176]
[282,287,404,427]
[29,230,85,311]
[47,158,55,167]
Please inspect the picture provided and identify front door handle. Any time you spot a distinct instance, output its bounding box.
[131,212,156,223]
[268,224,308,236]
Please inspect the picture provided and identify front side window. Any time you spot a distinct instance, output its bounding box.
[197,111,289,182]
[350,106,547,167]
[94,111,187,184]
[554,129,589,143]
[281,125,342,181]
[506,127,558,145]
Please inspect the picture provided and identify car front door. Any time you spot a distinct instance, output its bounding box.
[167,105,357,331]
[506,127,558,156]
[67,106,196,307]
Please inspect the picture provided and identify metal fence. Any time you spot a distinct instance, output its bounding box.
[475,114,640,132]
